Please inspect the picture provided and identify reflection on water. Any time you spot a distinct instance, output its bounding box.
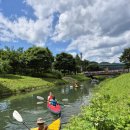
[0,81,94,130]
[0,101,10,112]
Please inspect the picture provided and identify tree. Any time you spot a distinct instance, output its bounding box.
[0,58,11,74]
[75,54,82,73]
[54,52,76,75]
[87,62,100,71]
[120,48,130,71]
[0,47,24,74]
[23,47,54,75]
[82,59,89,71]
[46,47,54,70]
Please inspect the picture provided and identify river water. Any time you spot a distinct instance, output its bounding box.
[0,81,94,130]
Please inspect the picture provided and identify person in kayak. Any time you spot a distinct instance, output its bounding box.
[50,96,57,106]
[37,117,48,130]
[47,92,53,101]
[73,82,79,88]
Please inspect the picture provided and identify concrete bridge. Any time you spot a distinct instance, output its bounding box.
[84,69,128,77]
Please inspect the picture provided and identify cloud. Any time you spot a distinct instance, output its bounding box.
[0,12,52,46]
[69,52,77,58]
[66,31,130,62]
[21,9,28,15]
[53,0,130,62]
[0,0,130,62]
[0,24,16,42]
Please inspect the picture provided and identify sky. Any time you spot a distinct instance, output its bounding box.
[0,0,130,63]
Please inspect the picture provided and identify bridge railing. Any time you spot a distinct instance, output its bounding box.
[84,69,128,76]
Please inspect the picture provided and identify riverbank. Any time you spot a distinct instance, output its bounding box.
[0,73,89,98]
[63,73,130,130]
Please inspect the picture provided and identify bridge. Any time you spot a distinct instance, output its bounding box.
[84,69,128,76]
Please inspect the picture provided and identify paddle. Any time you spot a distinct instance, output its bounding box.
[36,96,64,106]
[37,101,44,104]
[36,96,49,104]
[13,110,30,130]
[37,101,66,107]
[62,98,68,102]
[37,96,44,100]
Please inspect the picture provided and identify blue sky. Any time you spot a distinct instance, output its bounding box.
[0,0,130,62]
[0,0,69,56]
[0,0,33,18]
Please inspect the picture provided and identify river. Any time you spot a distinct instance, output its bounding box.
[0,81,95,130]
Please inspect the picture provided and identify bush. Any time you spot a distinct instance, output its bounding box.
[51,70,63,79]
[63,74,130,130]
[41,70,62,79]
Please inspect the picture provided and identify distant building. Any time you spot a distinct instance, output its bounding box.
[99,62,125,70]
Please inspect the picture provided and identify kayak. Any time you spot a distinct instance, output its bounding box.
[31,118,61,130]
[47,101,61,114]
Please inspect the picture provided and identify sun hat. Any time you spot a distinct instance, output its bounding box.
[37,117,45,124]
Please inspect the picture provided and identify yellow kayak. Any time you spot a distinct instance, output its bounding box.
[31,118,61,130]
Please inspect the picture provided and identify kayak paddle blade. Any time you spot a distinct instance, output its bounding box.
[13,110,23,123]
[62,99,69,102]
[37,96,44,100]
[37,101,43,104]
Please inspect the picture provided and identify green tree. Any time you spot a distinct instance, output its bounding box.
[46,47,54,70]
[0,58,11,74]
[87,62,100,71]
[120,48,130,71]
[23,47,54,76]
[82,59,89,71]
[75,54,82,73]
[0,47,24,74]
[54,52,76,75]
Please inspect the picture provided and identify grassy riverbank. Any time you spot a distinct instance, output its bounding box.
[63,73,130,130]
[62,73,90,84]
[0,73,89,98]
[0,74,54,98]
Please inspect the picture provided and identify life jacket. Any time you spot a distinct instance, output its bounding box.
[48,95,53,101]
[50,99,57,106]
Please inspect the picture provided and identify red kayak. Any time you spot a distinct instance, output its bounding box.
[47,101,61,114]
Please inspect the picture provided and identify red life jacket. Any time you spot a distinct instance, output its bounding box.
[48,95,53,101]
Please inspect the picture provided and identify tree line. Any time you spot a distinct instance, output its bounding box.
[1,46,129,78]
[0,46,98,78]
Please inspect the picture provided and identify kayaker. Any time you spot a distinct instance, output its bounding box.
[36,117,48,130]
[47,92,53,101]
[73,82,79,88]
[50,96,57,106]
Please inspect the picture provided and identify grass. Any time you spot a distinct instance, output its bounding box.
[0,73,90,98]
[0,74,54,98]
[71,73,90,81]
[63,73,90,84]
[0,74,54,90]
[63,73,130,130]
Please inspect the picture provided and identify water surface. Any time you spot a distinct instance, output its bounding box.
[0,81,94,130]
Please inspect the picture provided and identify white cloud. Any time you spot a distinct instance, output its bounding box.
[53,0,130,62]
[69,52,77,58]
[66,31,130,62]
[0,0,130,62]
[0,12,52,46]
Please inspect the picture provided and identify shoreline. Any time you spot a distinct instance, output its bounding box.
[0,73,90,99]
